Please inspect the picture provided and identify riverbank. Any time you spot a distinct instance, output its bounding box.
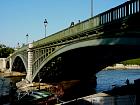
[104,64,140,70]
[0,70,26,78]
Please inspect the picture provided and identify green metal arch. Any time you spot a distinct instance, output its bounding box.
[32,37,140,81]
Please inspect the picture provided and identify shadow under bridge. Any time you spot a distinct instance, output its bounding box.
[33,44,140,83]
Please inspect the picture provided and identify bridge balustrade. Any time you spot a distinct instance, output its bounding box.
[100,0,140,24]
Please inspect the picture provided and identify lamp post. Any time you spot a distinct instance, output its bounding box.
[44,19,48,37]
[38,72,40,90]
[38,72,42,90]
[26,34,29,44]
[91,0,93,17]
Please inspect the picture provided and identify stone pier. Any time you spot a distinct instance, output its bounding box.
[26,43,33,83]
[0,58,6,72]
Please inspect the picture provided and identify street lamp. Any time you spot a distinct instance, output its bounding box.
[91,0,93,17]
[38,72,40,90]
[44,19,48,37]
[26,34,29,44]
[38,72,42,90]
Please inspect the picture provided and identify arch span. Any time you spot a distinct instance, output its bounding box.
[11,54,27,73]
[32,37,140,81]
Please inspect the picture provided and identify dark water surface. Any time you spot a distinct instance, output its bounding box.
[0,73,23,104]
[0,75,21,94]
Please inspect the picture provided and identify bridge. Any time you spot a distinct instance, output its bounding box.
[5,0,140,83]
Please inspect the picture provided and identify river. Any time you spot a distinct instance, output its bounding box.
[0,69,140,104]
[96,69,140,92]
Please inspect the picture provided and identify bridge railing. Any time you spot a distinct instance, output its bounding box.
[32,0,139,48]
[100,0,139,24]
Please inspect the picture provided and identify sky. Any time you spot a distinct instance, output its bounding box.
[0,0,128,48]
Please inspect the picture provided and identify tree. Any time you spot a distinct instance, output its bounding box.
[121,58,140,65]
[0,44,14,58]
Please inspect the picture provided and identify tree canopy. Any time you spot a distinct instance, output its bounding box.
[121,58,140,65]
[0,44,14,58]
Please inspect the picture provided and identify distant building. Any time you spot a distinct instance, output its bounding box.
[115,64,125,69]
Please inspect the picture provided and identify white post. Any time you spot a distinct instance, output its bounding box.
[26,43,33,83]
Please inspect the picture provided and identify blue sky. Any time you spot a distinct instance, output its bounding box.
[0,0,127,48]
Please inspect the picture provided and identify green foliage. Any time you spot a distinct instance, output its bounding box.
[0,44,14,58]
[0,44,6,48]
[121,58,140,65]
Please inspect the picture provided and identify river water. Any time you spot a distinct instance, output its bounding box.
[0,69,140,104]
[96,69,140,92]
